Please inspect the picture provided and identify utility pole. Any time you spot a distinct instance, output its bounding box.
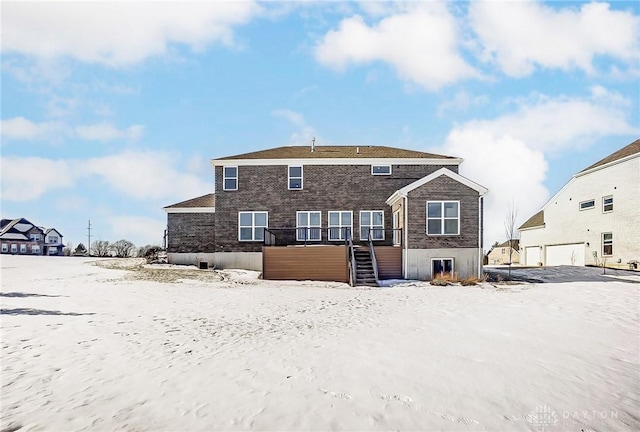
[87,220,92,256]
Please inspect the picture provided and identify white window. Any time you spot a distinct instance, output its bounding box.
[238,211,268,242]
[1,244,7,252]
[223,166,238,191]
[392,211,401,246]
[360,210,384,241]
[48,247,57,255]
[32,245,40,254]
[288,166,303,190]
[20,244,26,253]
[603,196,613,213]
[10,244,17,253]
[602,233,613,256]
[371,165,391,175]
[432,258,454,277]
[296,211,321,241]
[328,211,352,241]
[30,234,41,241]
[579,200,595,210]
[49,236,59,244]
[427,201,460,235]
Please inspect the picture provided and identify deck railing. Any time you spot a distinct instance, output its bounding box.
[263,227,401,247]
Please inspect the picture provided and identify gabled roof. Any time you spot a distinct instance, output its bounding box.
[216,145,457,161]
[518,210,545,230]
[495,239,520,249]
[45,228,63,236]
[164,194,215,213]
[579,138,640,174]
[386,167,488,205]
[0,218,34,235]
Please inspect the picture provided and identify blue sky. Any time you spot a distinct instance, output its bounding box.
[1,1,639,249]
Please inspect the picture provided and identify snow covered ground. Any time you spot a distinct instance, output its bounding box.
[1,255,639,431]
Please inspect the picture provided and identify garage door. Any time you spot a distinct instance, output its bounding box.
[525,247,540,266]
[546,243,585,266]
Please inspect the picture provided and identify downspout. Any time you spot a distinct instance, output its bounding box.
[403,194,409,279]
[478,195,484,279]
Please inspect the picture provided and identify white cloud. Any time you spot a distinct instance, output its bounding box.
[461,93,638,153]
[107,216,167,247]
[82,151,212,201]
[75,124,144,142]
[469,1,640,76]
[0,117,67,141]
[1,2,261,66]
[314,3,479,91]
[272,109,320,145]
[0,156,73,201]
[441,131,549,247]
[437,90,489,117]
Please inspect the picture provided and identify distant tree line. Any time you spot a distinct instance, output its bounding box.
[62,240,162,258]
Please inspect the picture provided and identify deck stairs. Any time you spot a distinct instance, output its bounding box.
[353,247,378,287]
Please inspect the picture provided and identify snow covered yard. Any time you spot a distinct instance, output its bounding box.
[1,256,639,432]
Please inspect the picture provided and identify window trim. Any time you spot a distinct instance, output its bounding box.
[328,210,353,241]
[602,195,613,213]
[20,244,27,253]
[30,234,41,241]
[288,165,303,190]
[359,210,385,241]
[579,199,595,211]
[10,244,17,253]
[431,258,455,277]
[223,166,238,191]
[31,245,40,254]
[296,211,321,242]
[602,232,613,256]
[1,243,7,252]
[426,200,460,236]
[371,165,392,176]
[238,211,268,242]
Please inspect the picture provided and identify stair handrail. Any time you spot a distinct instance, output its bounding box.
[346,229,357,287]
[367,229,380,285]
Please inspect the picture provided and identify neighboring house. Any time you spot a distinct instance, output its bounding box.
[487,240,520,265]
[164,145,488,282]
[0,218,64,256]
[519,139,640,268]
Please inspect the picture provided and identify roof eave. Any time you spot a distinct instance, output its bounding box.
[211,157,463,167]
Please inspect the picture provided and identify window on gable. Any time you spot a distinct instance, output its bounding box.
[360,210,384,241]
[238,211,268,242]
[328,211,352,241]
[579,200,595,210]
[371,165,391,175]
[30,234,40,241]
[603,196,613,213]
[223,166,238,191]
[602,233,613,256]
[427,201,460,235]
[297,211,321,241]
[289,166,303,190]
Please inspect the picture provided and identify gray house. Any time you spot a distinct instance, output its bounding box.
[164,145,487,283]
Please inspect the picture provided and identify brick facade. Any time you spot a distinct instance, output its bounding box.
[167,213,215,253]
[213,164,459,252]
[406,176,480,249]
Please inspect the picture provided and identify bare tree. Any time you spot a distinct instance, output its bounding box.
[109,239,136,258]
[504,202,519,280]
[92,240,111,257]
[63,242,73,256]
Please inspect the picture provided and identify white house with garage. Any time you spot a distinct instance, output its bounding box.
[519,139,640,269]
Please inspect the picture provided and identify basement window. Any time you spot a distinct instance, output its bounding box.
[432,258,454,278]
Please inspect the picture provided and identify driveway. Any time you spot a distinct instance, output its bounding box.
[485,265,640,284]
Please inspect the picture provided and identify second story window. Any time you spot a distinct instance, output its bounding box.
[289,166,303,190]
[49,236,59,244]
[427,201,460,235]
[223,166,238,191]
[579,200,595,210]
[371,165,391,175]
[603,196,613,213]
[30,234,40,241]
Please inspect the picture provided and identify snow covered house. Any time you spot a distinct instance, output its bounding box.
[164,145,488,284]
[0,218,64,256]
[518,139,640,268]
[487,240,520,265]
